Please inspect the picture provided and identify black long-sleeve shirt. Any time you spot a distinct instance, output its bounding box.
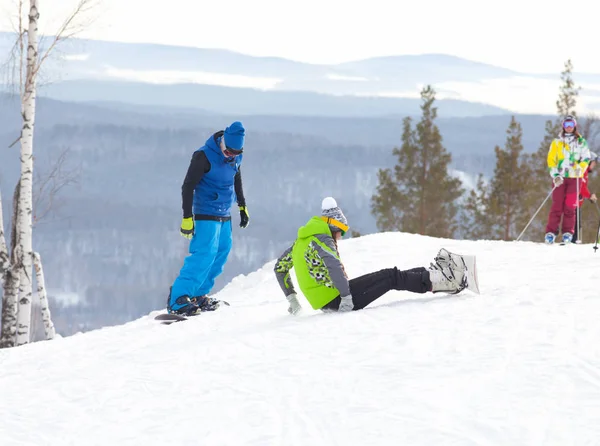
[181,151,246,218]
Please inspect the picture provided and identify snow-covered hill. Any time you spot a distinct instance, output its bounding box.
[1,232,599,445]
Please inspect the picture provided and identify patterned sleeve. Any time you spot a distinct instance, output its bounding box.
[312,234,351,297]
[579,137,591,171]
[547,139,560,178]
[274,244,296,297]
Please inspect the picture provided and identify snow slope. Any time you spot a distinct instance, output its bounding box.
[2,232,600,446]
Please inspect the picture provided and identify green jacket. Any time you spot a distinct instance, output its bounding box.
[274,216,350,310]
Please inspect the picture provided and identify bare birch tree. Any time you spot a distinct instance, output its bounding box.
[33,251,55,339]
[1,181,22,348]
[0,191,11,346]
[0,0,97,348]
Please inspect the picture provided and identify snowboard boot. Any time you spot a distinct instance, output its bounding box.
[191,295,220,312]
[429,268,462,294]
[167,287,201,316]
[428,248,468,294]
[434,248,466,270]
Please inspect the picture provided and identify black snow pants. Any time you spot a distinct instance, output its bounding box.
[321,267,432,311]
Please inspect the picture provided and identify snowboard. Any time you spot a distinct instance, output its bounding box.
[154,300,230,324]
[154,313,191,324]
[459,254,480,294]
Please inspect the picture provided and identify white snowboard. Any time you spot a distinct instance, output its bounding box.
[459,254,480,294]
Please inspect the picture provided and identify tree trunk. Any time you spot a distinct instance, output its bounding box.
[0,189,17,348]
[0,268,21,348]
[0,190,8,276]
[33,252,55,340]
[16,267,31,344]
[0,182,21,348]
[15,0,40,346]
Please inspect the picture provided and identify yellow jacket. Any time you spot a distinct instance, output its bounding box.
[547,133,590,179]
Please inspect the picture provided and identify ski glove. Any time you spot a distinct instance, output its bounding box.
[338,295,354,312]
[553,176,564,187]
[239,205,250,229]
[286,293,302,315]
[180,217,194,239]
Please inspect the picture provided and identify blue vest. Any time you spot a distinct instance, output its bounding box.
[192,133,243,217]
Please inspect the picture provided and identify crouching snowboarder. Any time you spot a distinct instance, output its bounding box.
[274,197,479,314]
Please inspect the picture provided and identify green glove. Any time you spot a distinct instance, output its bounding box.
[180,217,194,239]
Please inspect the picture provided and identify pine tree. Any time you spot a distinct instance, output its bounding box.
[556,59,580,118]
[461,117,529,241]
[488,117,530,240]
[370,117,415,232]
[461,174,493,240]
[518,59,580,241]
[371,85,464,237]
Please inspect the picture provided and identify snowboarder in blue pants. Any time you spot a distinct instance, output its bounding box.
[168,121,249,315]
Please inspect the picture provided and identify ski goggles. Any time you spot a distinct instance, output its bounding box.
[220,137,243,157]
[563,120,576,129]
[224,147,243,157]
[320,216,349,236]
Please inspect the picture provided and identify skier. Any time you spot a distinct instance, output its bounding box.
[274,197,476,315]
[573,152,598,243]
[167,121,249,316]
[545,115,591,244]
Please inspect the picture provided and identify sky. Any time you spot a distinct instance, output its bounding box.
[1,0,599,74]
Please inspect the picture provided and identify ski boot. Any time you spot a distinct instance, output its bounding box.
[544,233,556,245]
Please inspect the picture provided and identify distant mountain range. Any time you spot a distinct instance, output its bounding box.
[4,32,600,117]
[0,32,519,88]
[28,79,510,118]
[0,93,552,155]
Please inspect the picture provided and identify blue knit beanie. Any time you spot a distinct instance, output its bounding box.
[223,121,245,151]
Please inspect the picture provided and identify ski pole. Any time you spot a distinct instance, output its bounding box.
[516,185,557,241]
[594,216,600,253]
[576,176,581,243]
[593,201,600,252]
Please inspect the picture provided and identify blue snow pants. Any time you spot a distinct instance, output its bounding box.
[169,219,232,309]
